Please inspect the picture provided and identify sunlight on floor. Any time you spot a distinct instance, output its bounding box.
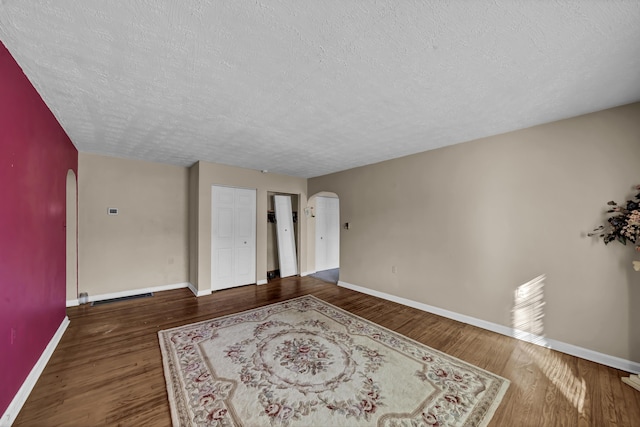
[512,274,586,415]
[523,343,587,415]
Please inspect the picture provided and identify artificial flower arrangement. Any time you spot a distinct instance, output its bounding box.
[588,185,640,271]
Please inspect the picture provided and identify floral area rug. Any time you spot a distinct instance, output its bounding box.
[158,295,509,426]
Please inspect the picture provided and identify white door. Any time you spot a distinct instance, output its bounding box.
[274,195,298,278]
[315,197,340,271]
[234,189,257,286]
[325,197,340,268]
[212,186,256,290]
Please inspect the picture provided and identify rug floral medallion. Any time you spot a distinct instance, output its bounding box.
[158,296,509,427]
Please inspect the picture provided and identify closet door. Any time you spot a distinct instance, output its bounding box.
[233,188,257,286]
[212,186,256,290]
[274,195,298,278]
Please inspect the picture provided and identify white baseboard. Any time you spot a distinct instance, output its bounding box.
[82,282,192,303]
[257,279,268,285]
[1,316,70,426]
[65,299,79,307]
[187,282,211,297]
[300,271,316,277]
[187,282,198,297]
[338,281,640,374]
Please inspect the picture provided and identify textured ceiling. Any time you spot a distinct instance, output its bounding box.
[1,1,639,178]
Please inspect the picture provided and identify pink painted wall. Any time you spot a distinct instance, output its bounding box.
[0,42,78,415]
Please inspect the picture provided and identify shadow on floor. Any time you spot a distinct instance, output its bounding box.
[310,268,339,284]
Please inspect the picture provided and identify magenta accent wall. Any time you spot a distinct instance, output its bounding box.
[0,42,78,415]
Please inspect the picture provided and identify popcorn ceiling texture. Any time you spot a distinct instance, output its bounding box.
[1,1,639,178]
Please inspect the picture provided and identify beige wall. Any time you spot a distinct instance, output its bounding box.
[309,102,640,361]
[194,161,308,291]
[78,153,189,296]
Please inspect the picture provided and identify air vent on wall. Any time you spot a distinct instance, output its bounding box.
[107,207,119,215]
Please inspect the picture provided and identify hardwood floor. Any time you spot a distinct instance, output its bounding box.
[14,276,640,426]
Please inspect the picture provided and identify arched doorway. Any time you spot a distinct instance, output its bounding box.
[66,169,78,304]
[307,192,340,283]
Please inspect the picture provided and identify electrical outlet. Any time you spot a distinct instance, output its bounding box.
[392,266,397,274]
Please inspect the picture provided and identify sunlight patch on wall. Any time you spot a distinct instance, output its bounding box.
[512,274,547,346]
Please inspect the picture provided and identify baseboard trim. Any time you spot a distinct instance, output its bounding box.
[65,299,79,307]
[338,281,640,374]
[300,271,316,277]
[257,279,268,285]
[1,316,70,426]
[83,282,192,304]
[187,282,198,297]
[188,282,212,297]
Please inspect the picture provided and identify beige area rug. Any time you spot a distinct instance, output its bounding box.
[158,296,509,426]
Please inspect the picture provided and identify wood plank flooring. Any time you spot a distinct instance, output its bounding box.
[14,276,640,426]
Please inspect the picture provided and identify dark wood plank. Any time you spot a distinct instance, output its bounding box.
[12,276,640,426]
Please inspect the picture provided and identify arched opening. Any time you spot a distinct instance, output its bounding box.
[307,192,340,283]
[66,169,78,303]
